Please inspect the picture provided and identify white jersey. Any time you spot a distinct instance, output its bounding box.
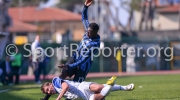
[52,77,94,100]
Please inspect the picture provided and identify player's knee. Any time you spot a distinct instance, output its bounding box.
[92,84,104,92]
[97,86,104,92]
[59,70,68,79]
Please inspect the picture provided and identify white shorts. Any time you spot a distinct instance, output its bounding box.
[89,94,94,100]
[78,81,95,100]
[89,95,106,100]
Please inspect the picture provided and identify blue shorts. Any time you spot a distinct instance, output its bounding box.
[65,58,87,82]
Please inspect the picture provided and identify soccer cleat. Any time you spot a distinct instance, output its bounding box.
[106,76,117,85]
[126,83,135,91]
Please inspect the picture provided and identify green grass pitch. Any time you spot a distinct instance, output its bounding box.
[0,74,180,100]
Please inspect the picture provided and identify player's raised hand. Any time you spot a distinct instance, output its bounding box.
[85,0,93,6]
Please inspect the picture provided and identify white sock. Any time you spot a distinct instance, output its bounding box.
[100,85,112,96]
[103,84,127,91]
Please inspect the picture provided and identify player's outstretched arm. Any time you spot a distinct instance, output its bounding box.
[56,81,69,100]
[82,0,93,30]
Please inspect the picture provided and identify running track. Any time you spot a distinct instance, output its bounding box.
[20,70,180,81]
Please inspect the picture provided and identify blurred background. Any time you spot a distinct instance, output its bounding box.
[0,0,180,84]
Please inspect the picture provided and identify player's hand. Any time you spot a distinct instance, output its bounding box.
[58,64,68,70]
[58,64,65,68]
[56,97,60,100]
[85,0,93,6]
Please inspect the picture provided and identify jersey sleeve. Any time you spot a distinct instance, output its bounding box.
[52,77,63,88]
[68,46,98,68]
[82,5,89,30]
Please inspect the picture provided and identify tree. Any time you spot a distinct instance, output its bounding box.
[103,0,141,34]
[139,0,155,31]
[121,0,141,31]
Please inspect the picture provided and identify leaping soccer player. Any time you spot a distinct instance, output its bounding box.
[41,0,134,100]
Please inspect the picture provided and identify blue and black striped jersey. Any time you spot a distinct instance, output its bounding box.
[68,5,100,74]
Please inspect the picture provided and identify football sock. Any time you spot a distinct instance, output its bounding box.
[103,84,127,91]
[100,85,112,96]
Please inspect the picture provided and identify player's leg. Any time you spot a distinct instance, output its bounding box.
[60,57,76,79]
[89,83,104,92]
[59,69,69,79]
[103,83,135,91]
[72,68,86,82]
[89,84,109,100]
[80,83,109,100]
[89,76,117,100]
[33,62,39,83]
[112,83,134,91]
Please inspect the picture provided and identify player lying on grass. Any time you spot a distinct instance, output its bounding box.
[41,76,116,100]
[41,76,135,100]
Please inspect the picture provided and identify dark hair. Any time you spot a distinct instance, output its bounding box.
[89,23,99,31]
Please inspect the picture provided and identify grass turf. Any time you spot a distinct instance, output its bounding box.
[0,74,180,100]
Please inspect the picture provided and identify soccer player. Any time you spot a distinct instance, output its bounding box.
[41,76,135,100]
[41,76,117,100]
[42,0,100,99]
[58,0,100,82]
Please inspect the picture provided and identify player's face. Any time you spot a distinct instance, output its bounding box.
[44,83,56,95]
[87,27,97,39]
